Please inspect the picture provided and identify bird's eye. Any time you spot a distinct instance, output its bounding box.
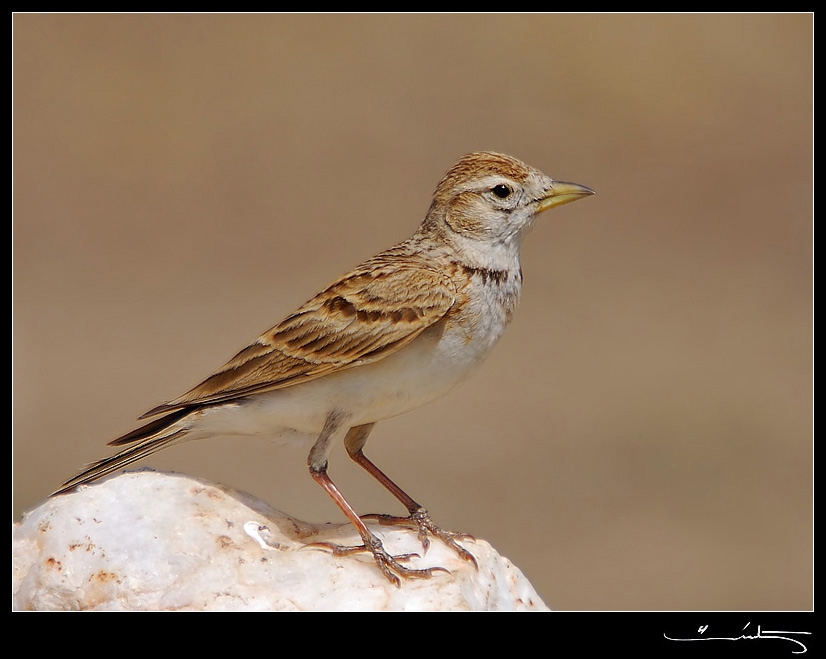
[491,184,512,199]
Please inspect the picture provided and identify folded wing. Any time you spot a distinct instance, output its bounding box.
[141,261,457,417]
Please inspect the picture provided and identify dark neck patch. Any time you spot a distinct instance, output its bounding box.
[457,263,521,285]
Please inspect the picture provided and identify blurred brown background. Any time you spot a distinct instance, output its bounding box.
[13,14,812,610]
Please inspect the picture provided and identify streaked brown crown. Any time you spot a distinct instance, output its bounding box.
[433,151,535,199]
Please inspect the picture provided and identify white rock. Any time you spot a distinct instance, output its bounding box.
[12,471,549,611]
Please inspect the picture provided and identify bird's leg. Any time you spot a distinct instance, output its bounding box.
[343,424,478,569]
[305,415,446,586]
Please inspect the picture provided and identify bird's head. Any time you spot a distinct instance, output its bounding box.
[422,151,594,251]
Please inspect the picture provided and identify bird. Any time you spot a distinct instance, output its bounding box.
[54,151,594,586]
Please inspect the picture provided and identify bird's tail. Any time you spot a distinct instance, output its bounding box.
[52,407,194,496]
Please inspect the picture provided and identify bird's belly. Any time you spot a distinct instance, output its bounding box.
[199,316,505,441]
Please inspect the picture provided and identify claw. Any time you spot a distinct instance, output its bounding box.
[305,541,420,563]
[361,507,478,569]
[305,535,449,586]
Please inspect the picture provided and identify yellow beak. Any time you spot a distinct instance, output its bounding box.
[536,181,595,213]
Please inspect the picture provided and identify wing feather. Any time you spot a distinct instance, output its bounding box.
[141,260,456,417]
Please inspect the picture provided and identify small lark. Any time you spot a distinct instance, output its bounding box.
[55,151,594,585]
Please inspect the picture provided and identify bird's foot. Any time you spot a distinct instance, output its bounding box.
[361,507,478,569]
[306,532,449,587]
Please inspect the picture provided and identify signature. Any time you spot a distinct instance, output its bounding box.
[664,622,811,654]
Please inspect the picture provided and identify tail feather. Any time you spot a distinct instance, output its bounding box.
[53,408,196,496]
[108,407,193,446]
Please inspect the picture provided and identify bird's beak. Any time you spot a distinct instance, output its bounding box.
[536,181,595,213]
